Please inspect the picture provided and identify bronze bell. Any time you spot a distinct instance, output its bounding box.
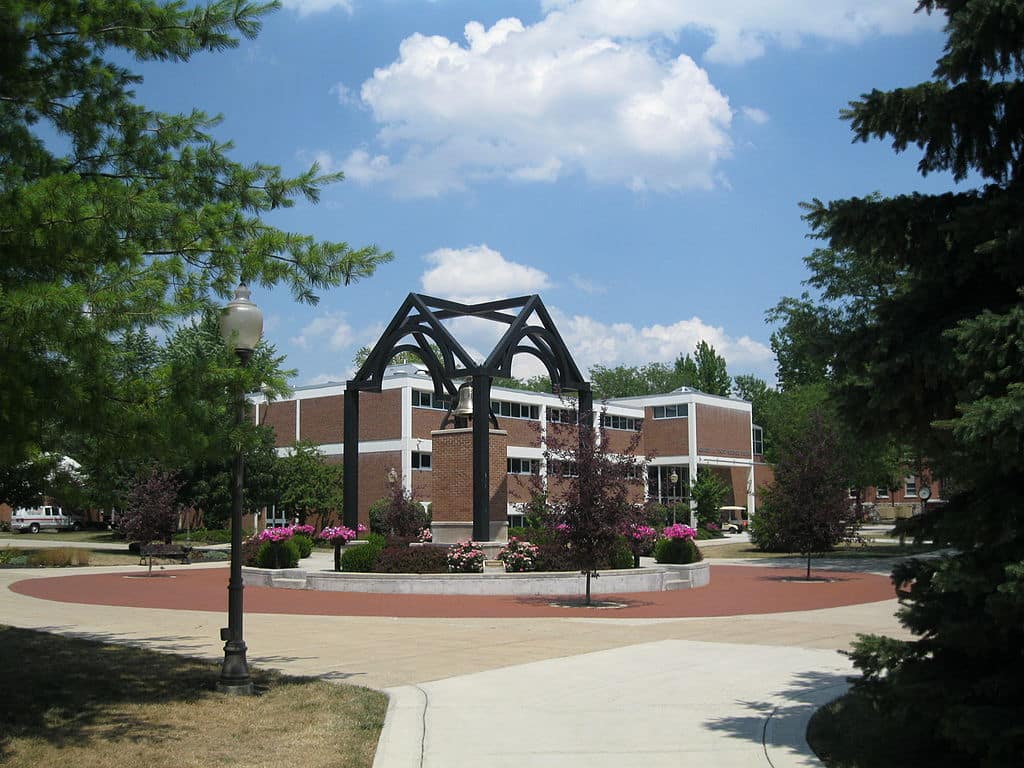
[452,382,474,419]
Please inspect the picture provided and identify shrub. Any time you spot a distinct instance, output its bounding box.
[497,537,540,572]
[193,549,229,562]
[242,535,263,566]
[748,501,789,552]
[293,534,313,559]
[256,538,300,569]
[368,484,428,537]
[375,545,448,573]
[173,528,236,544]
[534,542,575,572]
[446,540,485,573]
[653,537,703,564]
[364,532,386,549]
[605,539,635,570]
[340,541,383,572]
[23,548,90,567]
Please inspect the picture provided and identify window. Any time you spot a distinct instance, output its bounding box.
[752,425,764,455]
[602,414,641,431]
[547,408,577,424]
[507,458,540,475]
[904,477,918,497]
[265,505,289,528]
[624,463,643,480]
[875,486,889,499]
[412,390,451,410]
[652,404,687,419]
[550,460,579,478]
[507,511,526,528]
[491,400,540,420]
[848,488,858,499]
[411,452,431,471]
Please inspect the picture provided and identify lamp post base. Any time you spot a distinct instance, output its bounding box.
[217,638,254,696]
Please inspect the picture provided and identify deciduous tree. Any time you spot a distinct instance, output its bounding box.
[0,0,391,470]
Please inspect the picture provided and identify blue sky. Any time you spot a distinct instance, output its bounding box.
[133,0,959,387]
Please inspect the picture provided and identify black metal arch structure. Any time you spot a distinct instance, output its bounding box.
[343,294,593,540]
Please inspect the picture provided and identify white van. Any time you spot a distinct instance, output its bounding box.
[11,506,82,534]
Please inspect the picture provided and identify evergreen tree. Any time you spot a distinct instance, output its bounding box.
[0,1,391,469]
[785,2,1024,762]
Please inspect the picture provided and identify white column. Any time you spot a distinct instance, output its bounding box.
[747,465,756,517]
[295,399,301,442]
[401,384,412,492]
[687,402,698,527]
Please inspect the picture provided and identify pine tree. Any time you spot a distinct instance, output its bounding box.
[0,1,391,468]
[786,2,1024,762]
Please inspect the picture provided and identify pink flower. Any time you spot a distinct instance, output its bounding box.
[318,526,357,544]
[662,523,697,541]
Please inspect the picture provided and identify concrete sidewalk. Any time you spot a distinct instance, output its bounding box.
[0,562,909,768]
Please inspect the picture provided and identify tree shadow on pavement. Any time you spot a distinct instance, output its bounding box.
[703,669,850,760]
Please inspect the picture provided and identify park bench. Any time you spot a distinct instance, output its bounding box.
[139,543,192,572]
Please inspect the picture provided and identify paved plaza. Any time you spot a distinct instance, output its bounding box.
[0,545,912,767]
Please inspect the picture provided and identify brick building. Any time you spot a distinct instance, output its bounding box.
[252,364,774,532]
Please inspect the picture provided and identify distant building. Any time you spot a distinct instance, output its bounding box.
[252,364,772,530]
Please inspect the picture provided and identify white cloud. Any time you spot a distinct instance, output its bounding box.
[338,1,931,196]
[569,274,606,295]
[552,309,773,378]
[307,369,355,386]
[346,17,733,196]
[329,81,355,105]
[297,149,344,175]
[741,106,769,124]
[421,245,551,303]
[281,0,352,17]
[541,0,930,64]
[290,312,354,351]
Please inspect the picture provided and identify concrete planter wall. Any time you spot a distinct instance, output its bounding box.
[242,560,710,596]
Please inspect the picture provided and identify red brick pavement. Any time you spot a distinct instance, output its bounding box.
[10,565,895,619]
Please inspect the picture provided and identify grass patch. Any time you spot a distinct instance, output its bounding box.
[807,688,950,767]
[699,541,943,560]
[697,543,786,559]
[0,625,386,768]
[0,530,121,544]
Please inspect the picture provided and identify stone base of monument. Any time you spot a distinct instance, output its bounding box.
[431,520,508,546]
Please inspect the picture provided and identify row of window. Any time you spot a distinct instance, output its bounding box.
[847,479,923,499]
[412,391,452,410]
[602,414,642,431]
[652,404,687,419]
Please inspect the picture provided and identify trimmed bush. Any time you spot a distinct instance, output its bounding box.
[340,541,383,572]
[293,534,313,558]
[605,540,635,570]
[375,546,448,573]
[653,536,703,564]
[364,532,386,549]
[256,538,300,569]
[242,535,263,567]
[534,542,575,572]
[173,528,237,544]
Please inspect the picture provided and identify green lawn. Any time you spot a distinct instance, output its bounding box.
[0,625,386,768]
[699,541,943,560]
[0,529,121,544]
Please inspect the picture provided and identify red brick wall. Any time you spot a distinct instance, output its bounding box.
[260,401,296,447]
[643,410,689,457]
[602,428,638,455]
[496,417,541,447]
[696,405,750,459]
[430,429,508,523]
[300,395,344,444]
[354,452,401,527]
[412,407,445,439]
[359,390,402,441]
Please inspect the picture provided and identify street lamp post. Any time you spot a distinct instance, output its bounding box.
[669,470,679,525]
[217,283,263,695]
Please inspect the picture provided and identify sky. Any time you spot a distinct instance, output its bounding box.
[130,0,961,388]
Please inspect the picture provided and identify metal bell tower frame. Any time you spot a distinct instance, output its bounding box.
[343,294,592,541]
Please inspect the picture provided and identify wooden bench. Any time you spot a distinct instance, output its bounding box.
[140,543,193,571]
